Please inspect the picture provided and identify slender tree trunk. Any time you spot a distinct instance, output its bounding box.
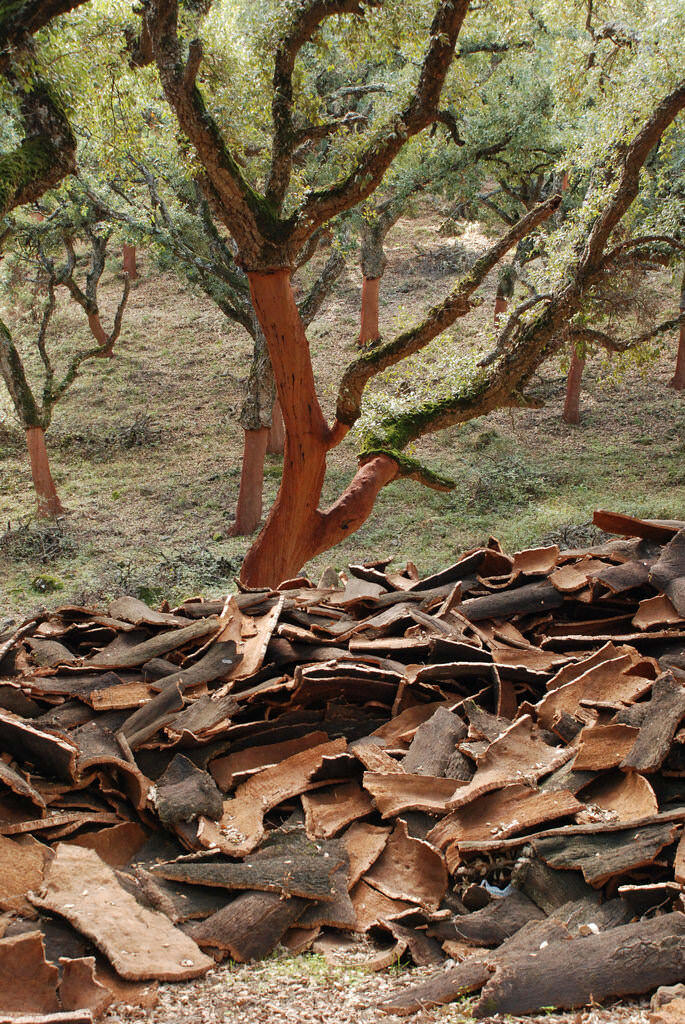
[359,276,381,345]
[563,348,585,424]
[122,244,138,281]
[669,271,685,389]
[25,426,63,517]
[266,399,285,454]
[240,270,399,586]
[228,427,269,536]
[494,291,508,323]
[87,312,114,358]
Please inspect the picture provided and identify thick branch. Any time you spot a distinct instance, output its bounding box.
[335,194,561,426]
[0,0,90,72]
[298,250,346,328]
[570,311,685,354]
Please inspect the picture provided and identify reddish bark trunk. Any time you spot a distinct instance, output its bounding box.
[122,244,138,281]
[358,276,381,346]
[228,427,269,536]
[240,269,397,587]
[87,312,114,358]
[25,426,63,517]
[494,294,508,323]
[670,321,685,389]
[266,399,285,454]
[563,348,585,424]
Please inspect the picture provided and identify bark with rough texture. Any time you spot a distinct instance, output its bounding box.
[563,347,586,424]
[670,270,685,389]
[25,426,63,517]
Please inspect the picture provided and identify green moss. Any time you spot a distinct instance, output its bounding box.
[0,137,56,218]
[360,447,455,491]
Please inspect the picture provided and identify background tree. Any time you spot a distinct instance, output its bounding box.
[0,208,129,514]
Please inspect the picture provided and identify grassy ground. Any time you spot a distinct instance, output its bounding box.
[1,209,683,619]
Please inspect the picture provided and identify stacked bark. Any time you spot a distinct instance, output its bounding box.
[0,509,683,1022]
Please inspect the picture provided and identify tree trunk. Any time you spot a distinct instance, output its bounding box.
[122,244,138,281]
[563,348,585,424]
[228,427,269,536]
[241,269,397,586]
[494,293,508,323]
[87,312,114,358]
[25,426,63,517]
[669,271,685,389]
[359,276,381,345]
[266,399,285,454]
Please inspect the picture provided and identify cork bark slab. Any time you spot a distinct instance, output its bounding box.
[29,844,213,980]
[362,819,447,912]
[302,780,374,838]
[0,931,60,1014]
[363,772,464,817]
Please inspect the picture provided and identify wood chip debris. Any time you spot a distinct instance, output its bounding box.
[0,510,682,1020]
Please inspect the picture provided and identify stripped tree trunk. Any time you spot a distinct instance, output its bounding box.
[563,348,585,424]
[25,426,63,517]
[241,269,397,585]
[359,276,381,345]
[122,244,138,281]
[669,270,685,390]
[494,290,508,323]
[230,427,270,536]
[267,399,285,454]
[87,312,115,359]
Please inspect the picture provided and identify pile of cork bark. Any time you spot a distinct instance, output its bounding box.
[0,509,683,1022]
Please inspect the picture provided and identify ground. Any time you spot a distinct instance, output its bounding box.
[103,948,655,1024]
[1,206,683,618]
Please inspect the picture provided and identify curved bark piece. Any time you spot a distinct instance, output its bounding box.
[0,931,60,1015]
[363,819,447,912]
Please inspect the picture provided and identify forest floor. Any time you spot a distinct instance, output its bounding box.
[1,206,683,619]
[103,947,655,1024]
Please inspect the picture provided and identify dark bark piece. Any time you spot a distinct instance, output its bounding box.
[26,638,78,668]
[514,857,596,913]
[620,670,685,772]
[152,846,343,901]
[473,912,685,1018]
[163,690,239,742]
[591,558,653,594]
[380,918,571,1015]
[296,866,356,929]
[448,889,545,947]
[0,931,60,1014]
[187,892,308,961]
[401,707,466,776]
[650,530,685,616]
[30,844,212,981]
[108,596,191,627]
[0,758,46,809]
[85,616,220,668]
[126,866,230,923]
[532,821,682,886]
[386,921,443,966]
[459,581,563,622]
[71,720,148,808]
[0,713,76,782]
[67,822,148,869]
[152,755,223,827]
[117,683,185,749]
[147,641,242,693]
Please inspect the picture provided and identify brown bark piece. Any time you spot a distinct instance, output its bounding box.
[0,931,59,1014]
[214,596,283,680]
[675,834,685,884]
[342,822,391,888]
[532,821,682,887]
[66,822,148,869]
[459,581,563,621]
[302,781,373,838]
[362,772,464,817]
[0,758,45,809]
[473,911,685,1018]
[620,670,685,772]
[545,642,625,691]
[650,529,685,616]
[187,892,307,961]
[591,558,652,594]
[401,707,466,776]
[30,844,212,980]
[163,690,240,742]
[196,738,346,856]
[349,741,404,774]
[650,998,685,1024]
[372,701,463,744]
[593,510,680,542]
[117,683,185,749]
[93,959,158,1010]
[0,713,76,782]
[573,723,641,771]
[536,654,653,729]
[427,785,582,861]
[145,641,242,693]
[108,597,190,627]
[512,545,560,575]
[633,594,684,630]
[349,879,411,933]
[58,956,113,1016]
[209,730,329,790]
[582,771,658,822]
[363,819,447,912]
[445,715,574,812]
[0,833,46,914]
